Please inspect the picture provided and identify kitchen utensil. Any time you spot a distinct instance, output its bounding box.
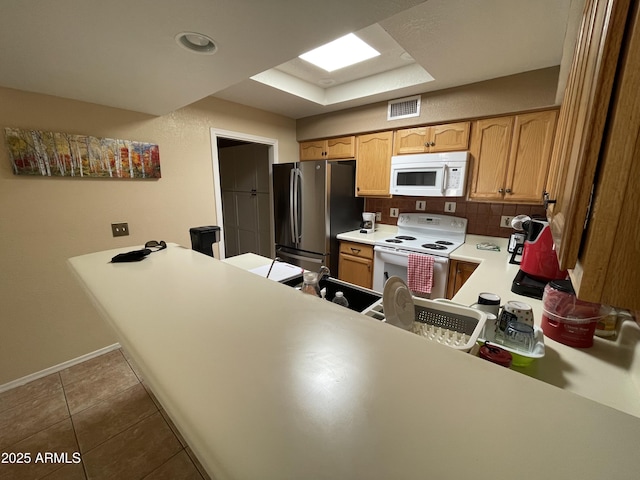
[478,326,545,367]
[496,320,535,352]
[412,298,486,351]
[383,276,415,330]
[541,280,613,348]
[508,232,526,254]
[498,300,534,329]
[478,344,512,367]
[470,293,500,316]
[519,219,567,281]
[511,219,568,299]
[510,214,531,231]
[474,310,497,337]
[301,267,328,297]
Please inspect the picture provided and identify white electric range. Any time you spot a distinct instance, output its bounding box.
[372,213,467,297]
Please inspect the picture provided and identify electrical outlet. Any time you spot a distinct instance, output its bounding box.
[375,212,382,221]
[390,208,399,218]
[111,222,129,237]
[416,200,426,211]
[500,216,514,228]
[444,202,456,213]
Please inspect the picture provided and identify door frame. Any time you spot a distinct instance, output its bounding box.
[210,128,278,259]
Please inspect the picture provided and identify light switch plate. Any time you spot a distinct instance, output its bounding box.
[111,222,129,237]
[445,202,456,213]
[390,208,399,218]
[375,212,382,221]
[416,200,426,211]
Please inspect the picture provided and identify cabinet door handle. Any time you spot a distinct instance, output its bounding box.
[498,188,505,193]
[543,191,557,209]
[430,141,436,146]
[505,188,512,194]
[350,247,361,254]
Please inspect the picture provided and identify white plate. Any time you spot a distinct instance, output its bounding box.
[383,276,415,330]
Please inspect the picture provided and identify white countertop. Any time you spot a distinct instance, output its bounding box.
[69,244,640,480]
[338,228,640,418]
[450,234,640,419]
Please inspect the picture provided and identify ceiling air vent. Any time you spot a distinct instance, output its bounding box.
[388,95,421,121]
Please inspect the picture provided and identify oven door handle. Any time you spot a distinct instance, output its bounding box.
[374,246,449,263]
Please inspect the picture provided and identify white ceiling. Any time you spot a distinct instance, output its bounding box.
[0,0,572,119]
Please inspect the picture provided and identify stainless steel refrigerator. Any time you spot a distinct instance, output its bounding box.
[273,160,364,275]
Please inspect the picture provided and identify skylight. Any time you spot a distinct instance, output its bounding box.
[299,33,380,72]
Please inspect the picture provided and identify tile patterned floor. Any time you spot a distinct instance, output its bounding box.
[0,349,211,479]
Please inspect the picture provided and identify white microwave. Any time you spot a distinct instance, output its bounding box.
[389,151,469,197]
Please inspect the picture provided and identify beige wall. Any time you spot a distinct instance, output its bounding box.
[0,87,297,385]
[297,67,560,140]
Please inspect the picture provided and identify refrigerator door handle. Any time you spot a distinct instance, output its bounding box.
[289,168,296,244]
[294,168,302,244]
[278,250,324,265]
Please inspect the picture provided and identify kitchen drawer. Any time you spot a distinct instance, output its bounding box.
[339,241,373,259]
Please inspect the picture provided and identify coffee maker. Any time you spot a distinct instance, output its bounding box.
[360,212,376,234]
[511,219,567,299]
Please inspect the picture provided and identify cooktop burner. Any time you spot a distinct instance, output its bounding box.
[373,214,467,258]
[421,243,448,250]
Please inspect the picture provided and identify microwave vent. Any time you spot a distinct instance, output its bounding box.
[388,95,421,120]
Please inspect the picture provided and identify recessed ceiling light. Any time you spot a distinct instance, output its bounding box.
[299,33,380,72]
[175,32,217,55]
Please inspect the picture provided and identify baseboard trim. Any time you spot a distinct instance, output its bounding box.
[0,343,121,394]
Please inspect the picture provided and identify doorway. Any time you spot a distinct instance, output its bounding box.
[210,129,278,259]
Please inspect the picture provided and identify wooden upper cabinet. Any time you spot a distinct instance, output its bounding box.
[546,0,639,310]
[468,116,514,201]
[548,0,629,272]
[505,110,558,203]
[355,131,393,197]
[393,121,470,155]
[430,122,471,152]
[299,140,325,161]
[469,110,557,203]
[299,136,355,161]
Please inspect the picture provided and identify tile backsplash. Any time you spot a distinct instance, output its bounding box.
[365,197,546,238]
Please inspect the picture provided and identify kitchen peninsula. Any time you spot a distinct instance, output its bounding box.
[69,244,640,480]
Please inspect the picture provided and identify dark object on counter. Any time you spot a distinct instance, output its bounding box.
[111,240,168,263]
[190,226,221,257]
[111,249,151,263]
[479,344,513,367]
[511,269,548,299]
[145,240,167,251]
[508,243,524,265]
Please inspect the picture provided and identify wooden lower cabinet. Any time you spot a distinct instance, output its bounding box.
[338,241,374,289]
[446,260,479,299]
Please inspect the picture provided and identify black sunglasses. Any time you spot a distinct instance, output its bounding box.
[144,240,167,251]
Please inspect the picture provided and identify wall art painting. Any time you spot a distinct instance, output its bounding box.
[4,127,161,179]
